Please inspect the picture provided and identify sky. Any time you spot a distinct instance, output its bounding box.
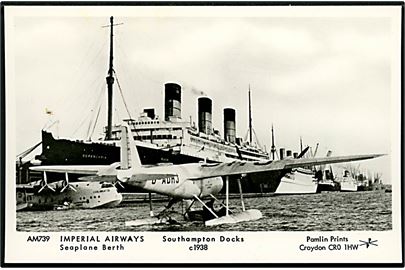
[6,6,401,183]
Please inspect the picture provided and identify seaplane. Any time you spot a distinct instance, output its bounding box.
[17,173,122,211]
[30,124,384,226]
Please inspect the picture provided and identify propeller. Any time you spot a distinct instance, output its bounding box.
[117,169,132,183]
[60,172,77,192]
[38,171,56,193]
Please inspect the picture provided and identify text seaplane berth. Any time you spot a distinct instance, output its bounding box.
[60,243,125,252]
[31,124,384,227]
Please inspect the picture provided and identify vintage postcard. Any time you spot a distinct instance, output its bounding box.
[1,2,403,266]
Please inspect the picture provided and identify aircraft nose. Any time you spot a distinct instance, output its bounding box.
[212,177,224,195]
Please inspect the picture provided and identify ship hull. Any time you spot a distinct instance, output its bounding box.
[340,181,358,192]
[316,182,340,193]
[32,131,282,194]
[357,185,370,192]
[36,130,201,166]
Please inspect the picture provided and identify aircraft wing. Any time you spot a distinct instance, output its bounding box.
[79,173,178,182]
[29,165,111,175]
[30,164,177,182]
[188,154,384,180]
[282,154,384,169]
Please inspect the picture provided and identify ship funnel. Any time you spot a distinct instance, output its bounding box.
[293,152,298,158]
[143,108,155,119]
[279,148,285,160]
[224,108,236,143]
[286,150,292,157]
[198,97,212,134]
[164,83,182,121]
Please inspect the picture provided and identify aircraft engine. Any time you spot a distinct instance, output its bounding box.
[199,177,223,198]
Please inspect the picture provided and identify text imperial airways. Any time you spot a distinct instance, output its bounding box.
[60,235,144,242]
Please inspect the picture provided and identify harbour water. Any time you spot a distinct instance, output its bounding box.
[17,191,391,232]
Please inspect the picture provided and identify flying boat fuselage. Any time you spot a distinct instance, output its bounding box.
[127,163,223,199]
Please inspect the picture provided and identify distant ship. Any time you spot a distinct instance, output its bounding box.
[359,171,386,191]
[314,151,340,193]
[272,131,318,195]
[316,168,340,192]
[337,170,358,192]
[19,16,282,194]
[16,180,122,211]
[275,167,318,195]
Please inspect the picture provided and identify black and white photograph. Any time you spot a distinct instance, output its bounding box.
[1,2,403,266]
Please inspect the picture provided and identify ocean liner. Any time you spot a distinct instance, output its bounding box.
[20,16,284,194]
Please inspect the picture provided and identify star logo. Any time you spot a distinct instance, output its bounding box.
[359,238,378,248]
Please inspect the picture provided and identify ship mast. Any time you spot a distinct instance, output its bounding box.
[248,85,252,144]
[300,136,303,152]
[105,16,115,140]
[271,124,276,160]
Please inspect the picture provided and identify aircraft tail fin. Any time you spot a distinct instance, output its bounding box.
[120,124,142,170]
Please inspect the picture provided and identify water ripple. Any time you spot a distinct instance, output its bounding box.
[17,191,391,231]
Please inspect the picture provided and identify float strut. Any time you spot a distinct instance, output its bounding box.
[225,176,229,216]
[237,178,245,211]
[193,195,218,219]
[148,193,154,217]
